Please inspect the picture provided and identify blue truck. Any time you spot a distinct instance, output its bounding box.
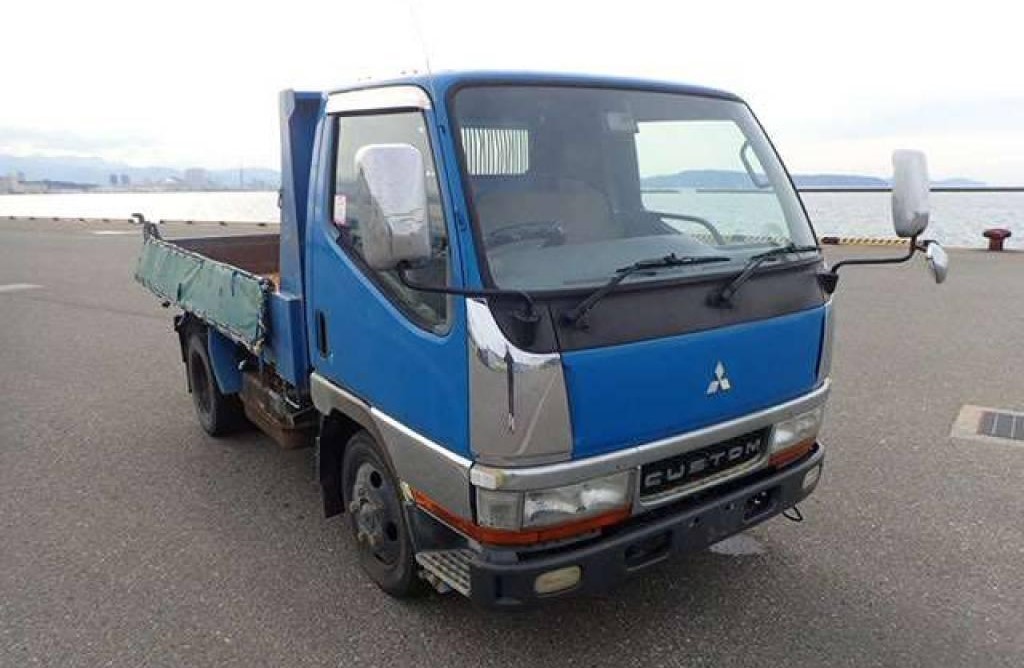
[135,71,948,606]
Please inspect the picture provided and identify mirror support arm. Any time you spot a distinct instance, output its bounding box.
[396,261,540,346]
[818,236,920,294]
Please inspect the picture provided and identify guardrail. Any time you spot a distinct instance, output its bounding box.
[820,236,908,246]
[2,215,137,224]
[1,215,276,227]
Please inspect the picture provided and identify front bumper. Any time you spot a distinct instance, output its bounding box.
[467,443,824,607]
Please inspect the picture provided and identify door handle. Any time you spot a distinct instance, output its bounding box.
[316,310,329,357]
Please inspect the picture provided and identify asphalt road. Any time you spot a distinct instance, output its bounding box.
[1,218,1022,667]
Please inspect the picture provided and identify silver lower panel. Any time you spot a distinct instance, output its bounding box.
[310,373,474,520]
[312,371,830,525]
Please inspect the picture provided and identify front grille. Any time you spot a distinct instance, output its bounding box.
[639,428,769,498]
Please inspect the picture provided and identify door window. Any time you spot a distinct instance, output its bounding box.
[332,111,450,331]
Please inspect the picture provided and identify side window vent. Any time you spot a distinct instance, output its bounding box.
[461,127,529,176]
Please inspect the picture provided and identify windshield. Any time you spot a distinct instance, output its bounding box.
[451,85,817,291]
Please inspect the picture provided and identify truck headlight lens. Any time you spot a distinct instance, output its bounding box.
[522,471,632,528]
[771,405,825,453]
[475,471,633,531]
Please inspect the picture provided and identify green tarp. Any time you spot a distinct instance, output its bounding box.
[135,231,268,350]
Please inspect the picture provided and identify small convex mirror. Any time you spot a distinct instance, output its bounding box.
[891,150,931,238]
[354,143,431,271]
[926,242,949,284]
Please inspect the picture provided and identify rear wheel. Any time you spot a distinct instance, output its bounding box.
[185,331,245,436]
[342,431,424,598]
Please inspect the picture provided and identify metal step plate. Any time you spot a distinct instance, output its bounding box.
[415,549,475,596]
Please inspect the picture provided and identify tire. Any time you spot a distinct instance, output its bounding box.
[341,430,425,598]
[185,331,246,436]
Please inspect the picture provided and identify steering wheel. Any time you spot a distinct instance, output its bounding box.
[484,221,566,249]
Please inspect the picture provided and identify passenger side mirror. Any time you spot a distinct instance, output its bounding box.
[891,150,930,238]
[925,241,949,284]
[354,143,431,270]
[821,150,949,293]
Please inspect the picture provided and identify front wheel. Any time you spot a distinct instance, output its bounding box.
[342,431,425,598]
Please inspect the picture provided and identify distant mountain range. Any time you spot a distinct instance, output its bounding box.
[643,170,985,190]
[0,154,280,189]
[0,154,986,191]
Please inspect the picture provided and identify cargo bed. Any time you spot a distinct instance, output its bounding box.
[134,223,278,352]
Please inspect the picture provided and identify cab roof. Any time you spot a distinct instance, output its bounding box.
[327,70,743,104]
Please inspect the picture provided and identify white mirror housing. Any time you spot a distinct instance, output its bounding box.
[891,150,931,238]
[354,143,431,270]
[926,242,949,284]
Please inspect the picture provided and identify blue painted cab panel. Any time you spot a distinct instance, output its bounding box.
[253,90,322,389]
[278,91,323,296]
[264,291,307,387]
[561,307,826,458]
[305,110,471,458]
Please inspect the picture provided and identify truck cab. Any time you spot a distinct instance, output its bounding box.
[136,71,946,606]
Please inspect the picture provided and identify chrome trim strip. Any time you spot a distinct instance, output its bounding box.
[817,300,834,385]
[467,299,573,466]
[370,409,473,472]
[326,85,432,114]
[469,380,831,492]
[310,372,373,428]
[310,372,473,519]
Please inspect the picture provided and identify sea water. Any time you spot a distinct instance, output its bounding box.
[2,190,1022,249]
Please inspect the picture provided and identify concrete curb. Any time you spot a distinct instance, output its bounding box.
[1,215,275,227]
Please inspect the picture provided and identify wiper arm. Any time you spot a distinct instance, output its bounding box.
[707,243,820,307]
[562,253,730,328]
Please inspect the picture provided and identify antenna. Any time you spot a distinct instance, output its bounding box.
[404,0,437,95]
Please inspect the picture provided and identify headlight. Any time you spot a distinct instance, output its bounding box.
[476,471,634,531]
[771,405,825,453]
[523,471,632,528]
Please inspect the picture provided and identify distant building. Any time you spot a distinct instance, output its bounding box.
[1,172,28,193]
[119,174,130,187]
[109,173,119,186]
[38,180,97,193]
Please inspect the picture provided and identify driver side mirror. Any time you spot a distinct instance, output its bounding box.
[354,143,431,271]
[891,150,930,238]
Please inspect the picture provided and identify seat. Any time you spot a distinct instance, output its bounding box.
[474,179,621,246]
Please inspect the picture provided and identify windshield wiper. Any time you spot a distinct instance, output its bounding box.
[562,253,730,328]
[707,243,820,307]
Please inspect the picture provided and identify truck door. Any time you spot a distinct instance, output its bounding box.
[307,97,470,458]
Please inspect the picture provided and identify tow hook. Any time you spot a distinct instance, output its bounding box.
[782,505,804,522]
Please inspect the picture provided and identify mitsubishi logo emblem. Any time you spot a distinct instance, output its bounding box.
[706,362,732,395]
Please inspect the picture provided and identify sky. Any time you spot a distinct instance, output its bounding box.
[3,0,1022,184]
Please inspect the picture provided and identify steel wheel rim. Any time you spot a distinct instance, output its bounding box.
[349,461,402,566]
